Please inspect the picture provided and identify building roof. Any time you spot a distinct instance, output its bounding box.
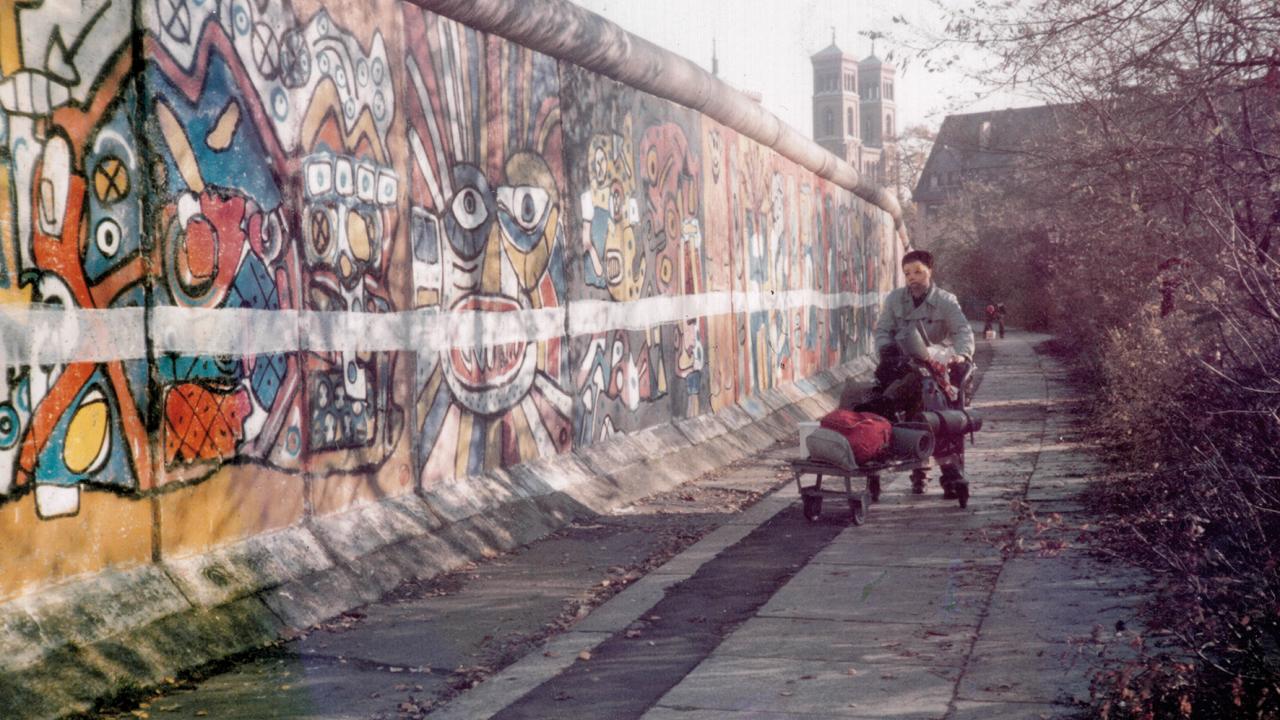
[811,42,845,60]
[859,54,882,66]
[913,104,1077,204]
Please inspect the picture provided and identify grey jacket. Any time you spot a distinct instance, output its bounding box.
[874,285,975,360]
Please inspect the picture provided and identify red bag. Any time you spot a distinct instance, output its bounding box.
[819,409,892,464]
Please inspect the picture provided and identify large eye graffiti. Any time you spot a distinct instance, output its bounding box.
[497,152,558,254]
[451,188,488,231]
[664,201,680,242]
[334,157,355,196]
[497,187,550,232]
[260,207,288,262]
[496,185,550,252]
[306,157,334,196]
[356,163,377,203]
[682,173,699,218]
[444,164,495,261]
[0,404,20,450]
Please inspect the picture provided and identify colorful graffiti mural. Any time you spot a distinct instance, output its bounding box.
[145,0,407,481]
[559,68,713,445]
[0,4,892,605]
[0,1,147,519]
[146,18,301,479]
[403,11,573,487]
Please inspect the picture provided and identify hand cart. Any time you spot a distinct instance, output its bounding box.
[788,455,917,524]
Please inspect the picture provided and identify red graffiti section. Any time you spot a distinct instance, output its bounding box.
[164,384,253,465]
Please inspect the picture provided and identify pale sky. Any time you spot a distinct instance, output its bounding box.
[570,0,1036,136]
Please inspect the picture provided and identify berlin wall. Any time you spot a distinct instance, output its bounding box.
[0,0,901,708]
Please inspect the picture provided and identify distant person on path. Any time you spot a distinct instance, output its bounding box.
[995,302,1007,338]
[983,303,998,337]
[871,250,975,494]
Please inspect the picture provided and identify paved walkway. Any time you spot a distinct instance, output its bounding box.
[437,331,1151,719]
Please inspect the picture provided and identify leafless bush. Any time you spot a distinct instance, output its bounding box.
[909,0,1280,715]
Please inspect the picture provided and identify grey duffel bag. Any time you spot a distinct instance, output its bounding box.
[805,427,856,469]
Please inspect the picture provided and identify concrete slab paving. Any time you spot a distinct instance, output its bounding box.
[160,330,1156,720]
[957,638,1105,704]
[649,656,957,719]
[642,707,855,720]
[810,533,1005,568]
[949,700,1080,719]
[979,585,1146,645]
[639,331,1154,720]
[425,630,612,720]
[115,648,444,720]
[756,562,992,626]
[710,617,974,666]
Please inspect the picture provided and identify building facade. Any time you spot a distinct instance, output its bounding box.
[912,105,1072,233]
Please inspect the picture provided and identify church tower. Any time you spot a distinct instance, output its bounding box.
[810,35,861,164]
[859,52,896,149]
[858,50,897,183]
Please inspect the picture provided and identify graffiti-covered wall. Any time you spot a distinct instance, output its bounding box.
[0,3,896,602]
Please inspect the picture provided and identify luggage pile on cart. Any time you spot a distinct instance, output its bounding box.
[790,323,984,524]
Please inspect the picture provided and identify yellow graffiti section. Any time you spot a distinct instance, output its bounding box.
[159,469,306,557]
[346,210,371,261]
[0,492,152,602]
[63,396,109,474]
[0,0,25,76]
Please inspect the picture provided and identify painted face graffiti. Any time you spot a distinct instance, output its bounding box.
[289,12,402,458]
[432,152,558,415]
[405,12,572,485]
[640,123,701,297]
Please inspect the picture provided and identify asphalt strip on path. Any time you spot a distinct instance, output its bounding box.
[487,508,850,720]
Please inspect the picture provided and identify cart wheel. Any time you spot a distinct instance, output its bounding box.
[868,475,881,503]
[911,469,927,495]
[802,495,823,521]
[955,482,970,509]
[848,497,865,525]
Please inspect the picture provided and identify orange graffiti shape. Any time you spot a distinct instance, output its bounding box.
[164,384,252,465]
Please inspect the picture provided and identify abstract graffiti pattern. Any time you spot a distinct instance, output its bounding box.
[145,0,405,480]
[0,0,147,518]
[560,70,711,445]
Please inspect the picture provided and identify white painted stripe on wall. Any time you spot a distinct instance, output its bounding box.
[408,306,568,350]
[0,306,148,365]
[0,289,884,363]
[303,311,408,353]
[151,307,302,356]
[567,291,735,336]
[733,289,880,315]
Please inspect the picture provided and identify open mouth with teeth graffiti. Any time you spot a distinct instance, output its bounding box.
[444,294,538,411]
